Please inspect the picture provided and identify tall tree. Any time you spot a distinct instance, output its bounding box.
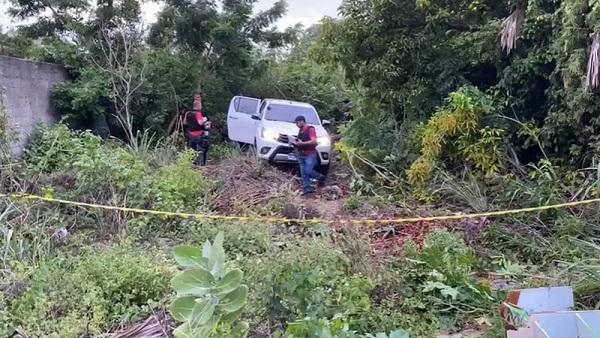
[314,0,600,173]
[8,0,145,143]
[91,24,146,149]
[148,0,290,127]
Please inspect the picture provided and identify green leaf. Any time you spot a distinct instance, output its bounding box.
[217,284,248,313]
[231,321,250,338]
[423,281,459,300]
[440,286,460,299]
[170,296,197,322]
[171,269,215,296]
[173,322,212,338]
[173,322,194,338]
[202,239,212,260]
[220,307,244,323]
[189,300,216,327]
[214,269,243,295]
[213,231,224,247]
[174,245,204,269]
[209,232,225,278]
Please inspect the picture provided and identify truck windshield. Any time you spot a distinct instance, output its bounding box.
[264,104,320,125]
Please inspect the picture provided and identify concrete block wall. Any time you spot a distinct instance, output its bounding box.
[0,55,69,156]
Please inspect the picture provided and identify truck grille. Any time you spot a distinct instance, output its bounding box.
[278,147,295,154]
[277,134,296,144]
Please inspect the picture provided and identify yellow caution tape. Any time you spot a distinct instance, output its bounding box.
[1,192,599,225]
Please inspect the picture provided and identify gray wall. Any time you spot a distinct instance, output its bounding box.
[1,55,69,156]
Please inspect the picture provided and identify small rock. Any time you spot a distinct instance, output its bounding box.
[322,185,343,200]
[282,204,300,219]
[302,205,321,219]
[53,227,69,244]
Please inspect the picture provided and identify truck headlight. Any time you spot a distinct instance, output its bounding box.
[318,136,331,146]
[261,128,279,141]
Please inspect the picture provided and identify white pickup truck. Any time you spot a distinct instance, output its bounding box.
[227,96,331,174]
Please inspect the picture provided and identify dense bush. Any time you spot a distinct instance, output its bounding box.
[153,151,215,212]
[314,0,600,194]
[6,246,171,337]
[403,230,494,311]
[249,234,449,337]
[24,124,104,174]
[378,229,498,333]
[25,124,214,225]
[268,238,366,323]
[244,26,351,121]
[407,86,504,188]
[24,125,152,218]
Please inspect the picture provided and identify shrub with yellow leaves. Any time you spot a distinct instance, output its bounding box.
[407,86,504,191]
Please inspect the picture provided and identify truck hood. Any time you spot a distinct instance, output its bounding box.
[261,120,328,137]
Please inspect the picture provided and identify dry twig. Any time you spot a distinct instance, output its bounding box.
[107,309,170,338]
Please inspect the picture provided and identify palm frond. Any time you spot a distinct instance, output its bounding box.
[586,32,600,91]
[500,6,525,54]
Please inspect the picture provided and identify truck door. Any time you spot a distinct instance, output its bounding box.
[227,96,261,144]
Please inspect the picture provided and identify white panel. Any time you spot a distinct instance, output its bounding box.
[533,321,551,338]
[517,287,574,314]
[532,313,577,338]
[576,312,600,338]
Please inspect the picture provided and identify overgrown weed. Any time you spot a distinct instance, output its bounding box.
[210,142,246,162]
[434,169,492,212]
[555,238,600,309]
[4,245,171,337]
[5,123,600,338]
[0,202,57,280]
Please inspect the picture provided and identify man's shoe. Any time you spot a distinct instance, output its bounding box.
[317,176,326,187]
[301,190,315,196]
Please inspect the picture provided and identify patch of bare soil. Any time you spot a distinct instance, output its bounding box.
[201,155,478,257]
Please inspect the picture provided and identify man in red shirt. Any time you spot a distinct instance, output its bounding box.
[183,94,211,166]
[292,115,325,195]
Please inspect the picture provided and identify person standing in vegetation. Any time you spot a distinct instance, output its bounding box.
[292,115,326,195]
[183,94,211,166]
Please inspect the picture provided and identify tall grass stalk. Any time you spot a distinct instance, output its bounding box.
[434,169,491,212]
[557,238,600,308]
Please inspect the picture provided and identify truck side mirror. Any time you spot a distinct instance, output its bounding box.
[322,119,331,127]
[251,115,261,121]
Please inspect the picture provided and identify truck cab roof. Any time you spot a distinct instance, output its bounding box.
[262,99,314,109]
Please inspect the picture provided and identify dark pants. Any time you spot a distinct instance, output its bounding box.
[189,137,209,166]
[298,153,324,193]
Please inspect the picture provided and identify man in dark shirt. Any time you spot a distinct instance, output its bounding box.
[183,94,211,166]
[292,115,325,195]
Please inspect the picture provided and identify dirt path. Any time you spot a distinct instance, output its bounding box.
[315,197,346,220]
[200,156,452,255]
